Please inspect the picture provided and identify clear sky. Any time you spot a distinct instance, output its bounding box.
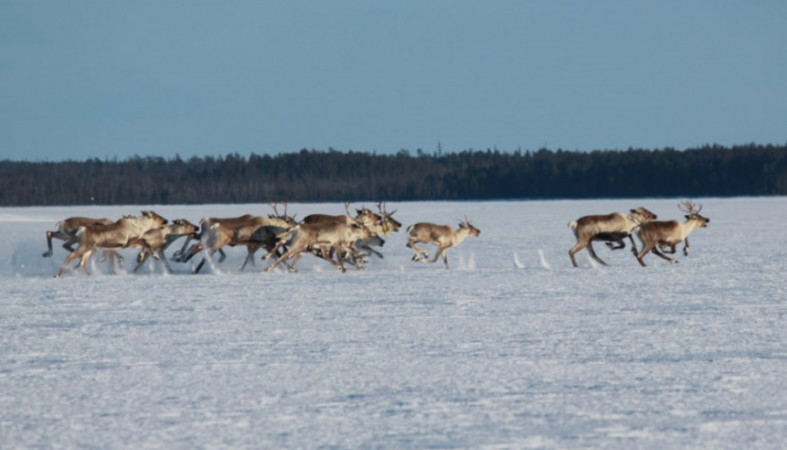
[2,1,786,162]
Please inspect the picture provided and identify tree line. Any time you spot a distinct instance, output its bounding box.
[1,143,785,206]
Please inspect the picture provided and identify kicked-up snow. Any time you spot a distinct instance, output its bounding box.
[1,198,786,448]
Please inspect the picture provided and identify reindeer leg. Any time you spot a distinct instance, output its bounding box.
[78,249,95,275]
[157,250,174,274]
[194,249,215,274]
[62,235,80,253]
[636,244,654,267]
[683,238,690,256]
[133,253,148,273]
[179,243,202,263]
[568,242,587,267]
[241,245,258,271]
[651,247,678,264]
[56,246,86,277]
[407,240,429,261]
[365,246,384,259]
[586,242,609,266]
[44,230,70,257]
[429,246,447,265]
[627,234,640,256]
[173,235,195,261]
[315,246,345,272]
[266,246,301,272]
[43,231,55,257]
[194,258,207,274]
[660,244,677,254]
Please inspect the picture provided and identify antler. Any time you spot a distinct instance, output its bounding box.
[270,202,280,216]
[678,200,702,214]
[378,201,397,218]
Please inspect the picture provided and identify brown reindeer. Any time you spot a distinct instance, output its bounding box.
[127,219,200,273]
[265,220,375,272]
[174,214,255,263]
[272,202,386,266]
[240,213,298,271]
[43,216,114,257]
[635,201,710,266]
[406,220,480,269]
[190,215,283,273]
[568,207,658,267]
[55,211,168,277]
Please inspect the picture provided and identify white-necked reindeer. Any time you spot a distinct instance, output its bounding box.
[406,220,480,269]
[635,201,710,266]
[568,207,658,267]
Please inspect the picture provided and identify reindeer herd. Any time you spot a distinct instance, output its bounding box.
[44,203,482,277]
[42,200,709,277]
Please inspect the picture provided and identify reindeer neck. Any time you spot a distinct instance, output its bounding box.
[454,227,473,242]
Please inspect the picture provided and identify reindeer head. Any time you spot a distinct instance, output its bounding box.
[348,203,383,228]
[270,202,297,226]
[459,219,481,237]
[142,210,168,226]
[172,219,199,236]
[377,201,401,235]
[678,201,710,227]
[630,207,657,222]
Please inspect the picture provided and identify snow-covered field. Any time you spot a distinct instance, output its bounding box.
[1,198,785,448]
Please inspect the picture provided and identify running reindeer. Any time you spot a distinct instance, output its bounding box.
[406,219,480,269]
[635,201,709,266]
[568,207,658,267]
[55,211,168,277]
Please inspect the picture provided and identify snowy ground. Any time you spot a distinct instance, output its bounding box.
[1,198,786,448]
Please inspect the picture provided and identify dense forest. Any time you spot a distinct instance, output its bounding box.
[1,143,786,206]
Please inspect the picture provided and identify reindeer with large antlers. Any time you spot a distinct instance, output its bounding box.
[634,201,709,266]
[406,219,480,269]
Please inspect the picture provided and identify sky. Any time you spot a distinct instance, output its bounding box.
[2,1,786,162]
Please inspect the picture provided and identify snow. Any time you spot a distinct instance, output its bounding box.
[1,198,786,448]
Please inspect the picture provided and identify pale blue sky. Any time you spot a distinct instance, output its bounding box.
[2,1,786,161]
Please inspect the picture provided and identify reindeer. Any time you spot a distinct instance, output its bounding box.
[55,211,168,277]
[406,220,480,269]
[264,220,375,272]
[43,216,114,257]
[240,204,298,270]
[354,202,402,259]
[175,214,255,264]
[635,201,710,266]
[279,203,385,267]
[568,207,658,267]
[378,202,402,235]
[127,219,199,273]
[190,215,281,273]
